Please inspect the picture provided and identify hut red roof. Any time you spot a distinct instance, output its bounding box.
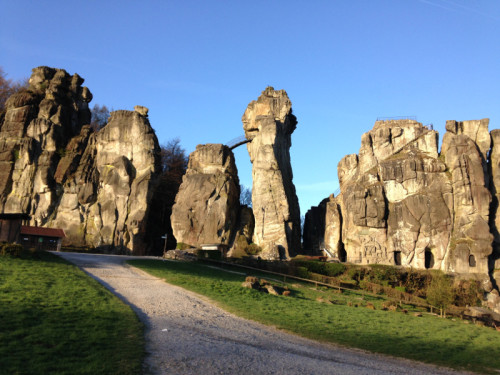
[20,226,65,238]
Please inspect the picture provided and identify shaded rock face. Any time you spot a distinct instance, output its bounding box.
[0,67,160,254]
[303,194,343,259]
[490,130,500,267]
[306,119,495,278]
[171,144,240,247]
[303,201,327,255]
[242,87,301,259]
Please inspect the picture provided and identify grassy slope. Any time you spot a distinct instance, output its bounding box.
[0,252,143,375]
[129,259,500,374]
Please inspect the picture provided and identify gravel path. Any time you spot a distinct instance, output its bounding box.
[54,252,472,375]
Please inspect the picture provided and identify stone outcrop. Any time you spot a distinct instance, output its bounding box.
[0,67,92,217]
[303,195,343,259]
[242,87,301,259]
[171,144,240,247]
[0,67,160,254]
[51,108,160,253]
[490,130,500,268]
[305,118,496,280]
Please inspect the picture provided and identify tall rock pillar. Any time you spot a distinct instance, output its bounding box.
[242,87,301,259]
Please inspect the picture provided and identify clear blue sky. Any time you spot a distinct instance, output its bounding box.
[1,0,499,214]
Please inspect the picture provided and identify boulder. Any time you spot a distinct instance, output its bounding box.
[171,144,240,247]
[242,87,301,259]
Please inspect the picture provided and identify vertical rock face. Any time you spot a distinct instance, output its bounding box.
[490,130,500,266]
[303,200,327,255]
[442,132,492,274]
[306,118,494,279]
[0,67,161,254]
[171,144,240,247]
[324,195,343,260]
[242,87,301,259]
[303,194,343,259]
[0,66,92,220]
[52,108,160,254]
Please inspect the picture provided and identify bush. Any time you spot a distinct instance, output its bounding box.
[426,272,454,317]
[347,267,366,285]
[453,280,483,307]
[402,268,431,296]
[292,259,346,277]
[295,266,310,279]
[367,264,400,285]
[246,243,262,255]
[196,249,222,260]
[176,242,191,250]
[0,243,23,257]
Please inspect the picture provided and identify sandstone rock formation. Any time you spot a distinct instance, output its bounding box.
[305,118,496,280]
[171,144,240,247]
[51,108,160,253]
[242,87,301,259]
[0,67,160,254]
[490,129,500,269]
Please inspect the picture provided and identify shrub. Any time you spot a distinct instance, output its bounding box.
[402,268,431,296]
[0,243,24,257]
[367,264,400,285]
[347,267,366,285]
[176,242,191,250]
[426,272,454,317]
[292,259,346,277]
[246,243,262,255]
[196,249,222,260]
[295,266,310,279]
[453,280,483,307]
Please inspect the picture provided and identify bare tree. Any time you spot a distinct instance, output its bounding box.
[240,184,252,207]
[0,67,28,113]
[147,138,188,254]
[90,104,110,131]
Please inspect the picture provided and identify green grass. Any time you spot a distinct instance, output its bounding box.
[0,252,143,375]
[129,259,500,374]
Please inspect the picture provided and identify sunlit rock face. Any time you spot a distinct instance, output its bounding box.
[242,87,301,260]
[306,118,494,280]
[171,144,240,247]
[0,67,161,254]
[51,108,161,254]
[441,131,492,275]
[0,66,92,218]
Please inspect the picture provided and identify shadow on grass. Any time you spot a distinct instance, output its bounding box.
[0,252,144,375]
[0,306,142,375]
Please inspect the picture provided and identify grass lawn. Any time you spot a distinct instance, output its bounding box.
[0,252,143,375]
[129,259,500,374]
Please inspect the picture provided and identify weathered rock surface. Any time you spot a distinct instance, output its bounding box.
[442,133,492,274]
[303,194,343,260]
[242,87,301,259]
[303,200,327,255]
[489,129,500,266]
[51,108,160,254]
[0,67,92,218]
[306,119,496,279]
[0,67,160,254]
[171,144,240,247]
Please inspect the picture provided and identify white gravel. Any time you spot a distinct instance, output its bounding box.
[54,252,473,375]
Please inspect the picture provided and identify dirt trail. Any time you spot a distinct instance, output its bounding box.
[55,252,470,375]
